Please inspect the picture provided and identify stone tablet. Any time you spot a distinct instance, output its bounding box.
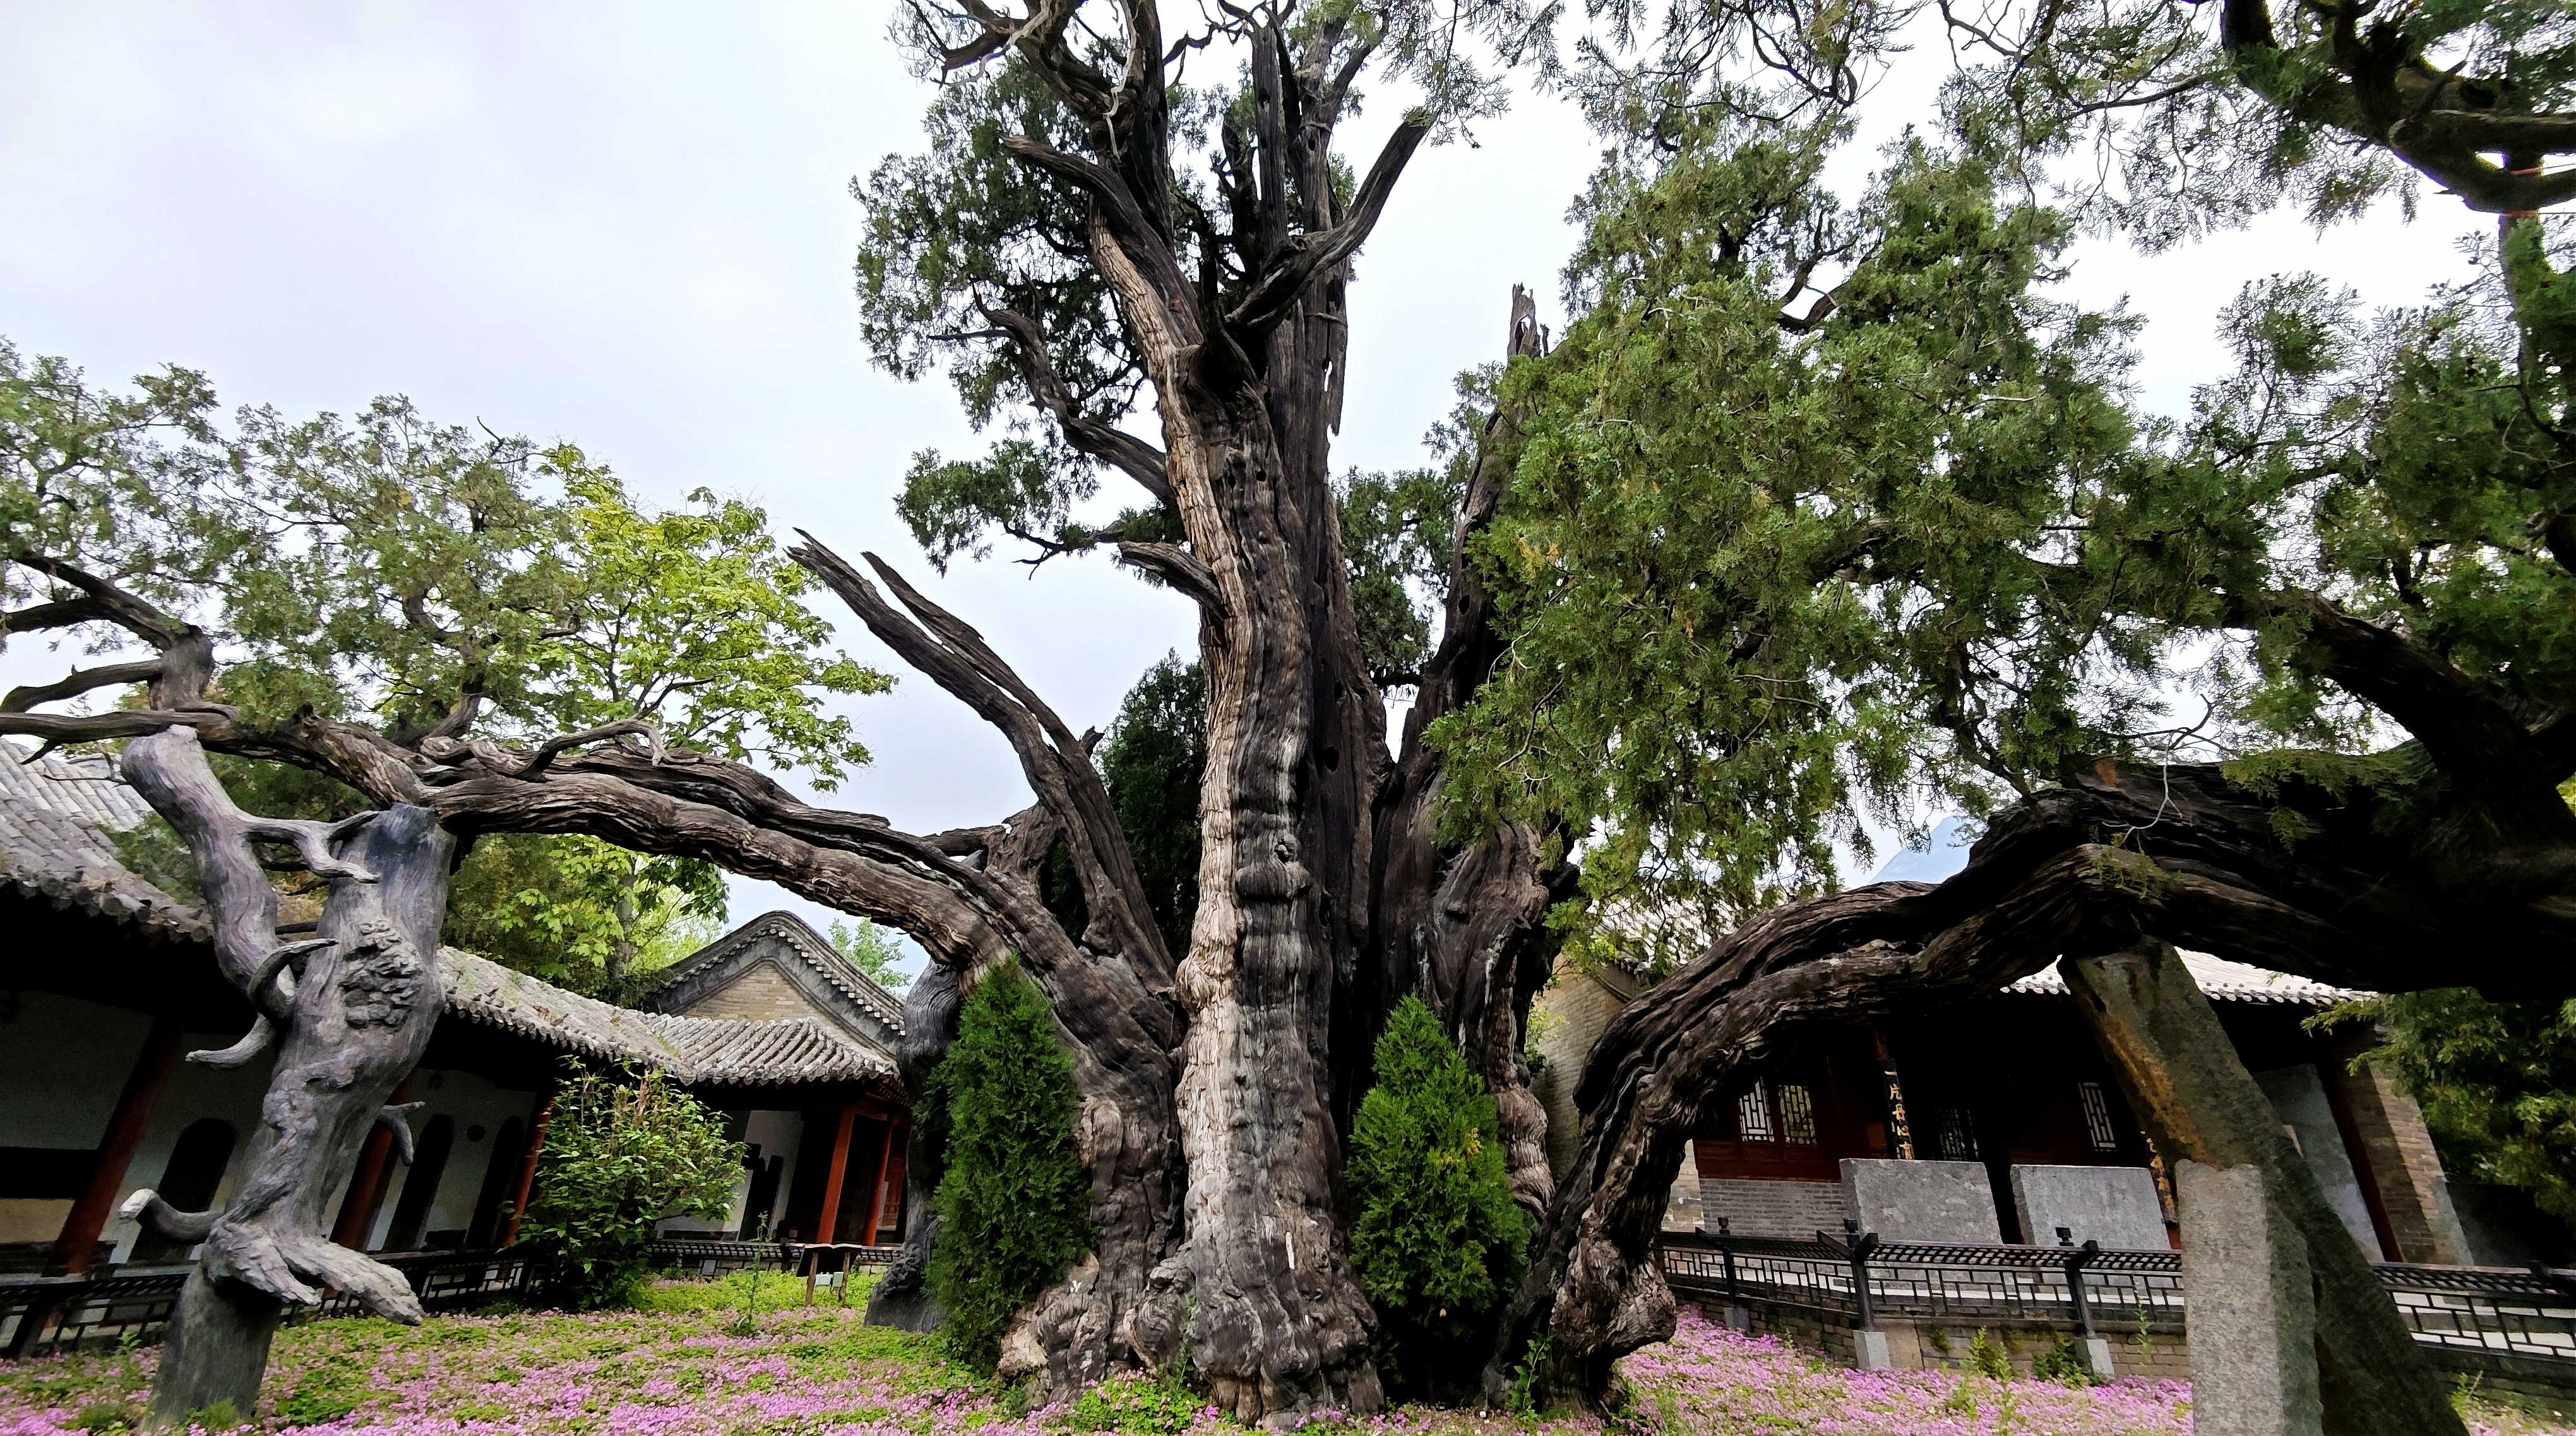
[1840,1158,2003,1243]
[2008,1163,2169,1249]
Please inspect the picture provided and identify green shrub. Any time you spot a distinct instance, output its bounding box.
[2032,1334,2094,1386]
[925,959,1093,1372]
[518,1062,744,1310]
[1967,1327,2011,1381]
[1069,1374,1200,1435]
[69,1401,143,1433]
[1346,995,1533,1395]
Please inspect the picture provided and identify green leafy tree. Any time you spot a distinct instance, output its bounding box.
[829,917,914,992]
[519,1063,745,1310]
[1099,655,1207,960]
[1348,995,1532,1396]
[2329,990,2576,1230]
[1436,126,2148,930]
[924,959,1093,1372]
[445,834,730,999]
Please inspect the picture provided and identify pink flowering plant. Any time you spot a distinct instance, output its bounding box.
[2,1281,2564,1436]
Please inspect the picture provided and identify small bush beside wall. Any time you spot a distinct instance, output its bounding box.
[519,1062,743,1310]
[926,959,1094,1372]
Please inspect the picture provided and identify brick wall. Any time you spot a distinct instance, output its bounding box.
[684,963,826,1024]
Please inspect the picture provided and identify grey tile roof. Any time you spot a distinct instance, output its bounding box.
[2004,951,2370,1007]
[0,739,895,1086]
[0,740,202,940]
[446,948,894,1084]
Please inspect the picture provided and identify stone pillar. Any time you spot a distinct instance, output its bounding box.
[48,1014,187,1274]
[2178,1160,2320,1436]
[2061,941,2464,1436]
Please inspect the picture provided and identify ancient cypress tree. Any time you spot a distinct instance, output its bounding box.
[0,1,1576,1418]
[1429,0,2576,1409]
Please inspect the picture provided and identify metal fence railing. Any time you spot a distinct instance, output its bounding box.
[641,1239,903,1279]
[1659,1225,2185,1337]
[1,1250,535,1359]
[2375,1262,2576,1365]
[1659,1226,2576,1369]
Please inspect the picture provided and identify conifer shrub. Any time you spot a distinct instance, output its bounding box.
[1347,995,1533,1394]
[925,959,1094,1372]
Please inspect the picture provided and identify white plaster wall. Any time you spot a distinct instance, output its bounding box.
[654,1108,804,1237]
[103,1032,277,1262]
[0,992,155,1148]
[366,1068,547,1250]
[2253,1064,2382,1256]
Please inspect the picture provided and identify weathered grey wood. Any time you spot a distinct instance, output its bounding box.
[117,724,455,1428]
[2061,941,2465,1436]
[1363,288,1569,1218]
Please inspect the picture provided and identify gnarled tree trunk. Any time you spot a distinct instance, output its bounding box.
[119,716,455,1427]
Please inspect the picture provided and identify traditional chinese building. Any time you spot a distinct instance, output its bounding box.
[1529,948,2503,1265]
[0,740,912,1276]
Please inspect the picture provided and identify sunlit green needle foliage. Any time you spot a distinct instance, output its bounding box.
[924,960,1093,1373]
[1435,108,2576,953]
[1433,126,2152,931]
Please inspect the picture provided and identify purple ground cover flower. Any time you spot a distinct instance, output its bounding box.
[1,1279,2563,1436]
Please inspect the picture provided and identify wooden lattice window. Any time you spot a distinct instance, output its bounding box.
[1736,1086,1775,1142]
[1928,1105,1980,1162]
[1777,1084,1819,1146]
[2078,1081,2120,1151]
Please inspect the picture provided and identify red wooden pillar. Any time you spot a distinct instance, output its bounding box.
[859,1119,898,1245]
[48,1014,188,1274]
[500,1080,558,1247]
[331,1073,415,1250]
[813,1103,859,1244]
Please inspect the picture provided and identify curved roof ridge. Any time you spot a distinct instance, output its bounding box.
[650,908,909,1035]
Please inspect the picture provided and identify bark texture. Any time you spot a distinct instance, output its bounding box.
[1363,289,1571,1214]
[122,721,454,1427]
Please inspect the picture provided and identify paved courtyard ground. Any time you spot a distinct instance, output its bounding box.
[2,1279,2565,1435]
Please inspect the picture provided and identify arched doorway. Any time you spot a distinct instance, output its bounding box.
[466,1116,526,1249]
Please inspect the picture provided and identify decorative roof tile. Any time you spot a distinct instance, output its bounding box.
[0,740,895,1086]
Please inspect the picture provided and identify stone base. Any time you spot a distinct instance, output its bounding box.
[2080,1337,2117,1380]
[1854,1330,1893,1370]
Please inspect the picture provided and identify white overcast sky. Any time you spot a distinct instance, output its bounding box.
[0,4,2493,963]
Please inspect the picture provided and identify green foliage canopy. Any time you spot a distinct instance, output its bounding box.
[828,917,915,994]
[924,960,1094,1373]
[520,1064,744,1311]
[1436,109,2576,946]
[1099,654,1208,959]
[0,343,892,985]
